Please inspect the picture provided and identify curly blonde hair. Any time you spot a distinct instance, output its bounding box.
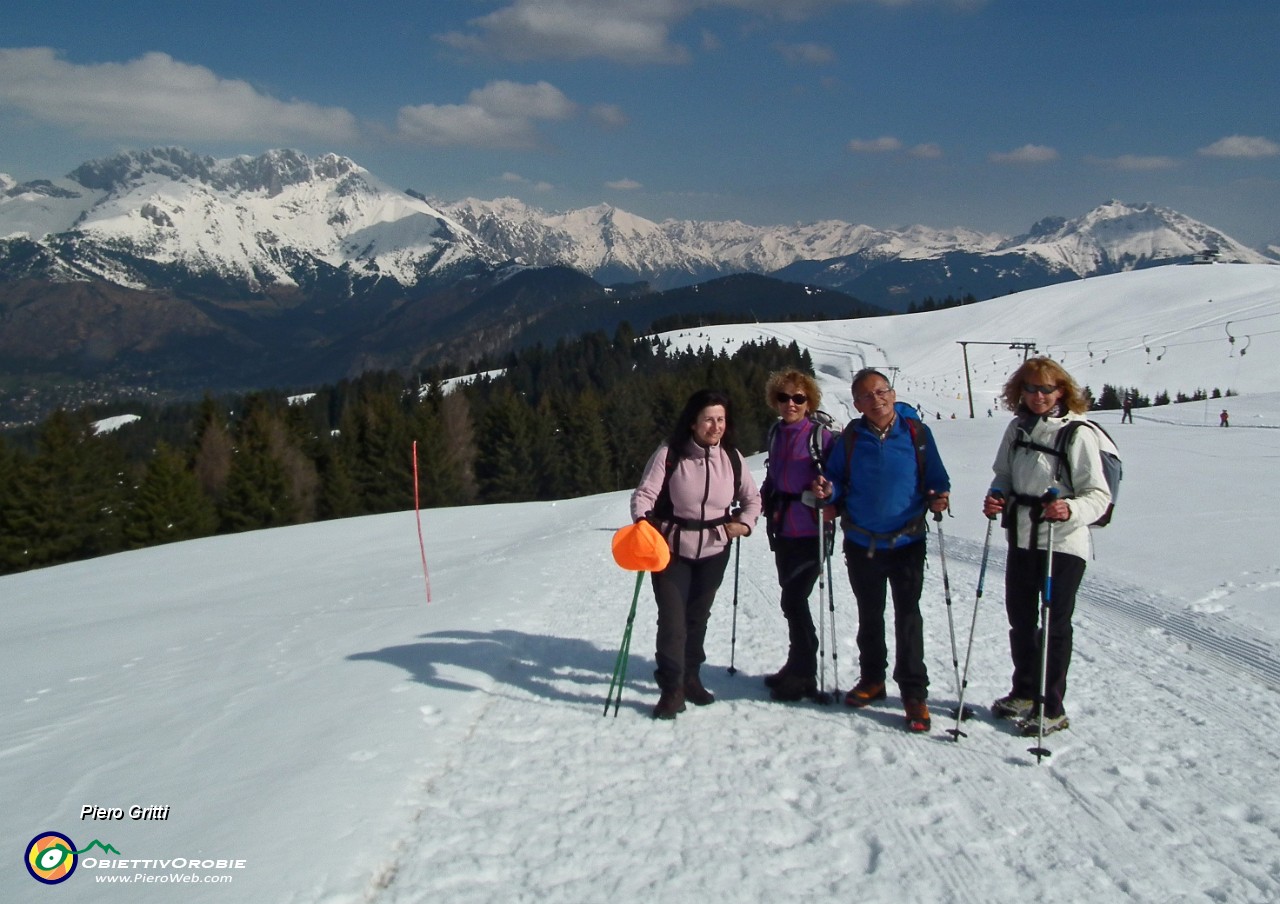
[1000,357,1090,415]
[765,369,821,414]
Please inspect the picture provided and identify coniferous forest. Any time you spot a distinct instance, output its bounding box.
[0,327,812,575]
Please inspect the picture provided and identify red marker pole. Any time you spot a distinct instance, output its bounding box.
[412,441,432,603]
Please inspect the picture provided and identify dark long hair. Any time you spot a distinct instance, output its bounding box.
[665,389,736,455]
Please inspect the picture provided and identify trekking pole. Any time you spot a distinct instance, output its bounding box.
[1029,489,1059,761]
[824,521,839,700]
[604,571,644,717]
[933,507,970,725]
[815,516,829,698]
[947,493,999,741]
[727,537,741,675]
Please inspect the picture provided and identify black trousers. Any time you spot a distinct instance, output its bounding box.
[650,548,731,691]
[844,539,929,700]
[772,536,823,679]
[1004,545,1086,718]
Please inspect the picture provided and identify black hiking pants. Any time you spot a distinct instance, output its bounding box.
[773,536,823,679]
[844,538,929,701]
[651,548,731,691]
[1004,545,1086,719]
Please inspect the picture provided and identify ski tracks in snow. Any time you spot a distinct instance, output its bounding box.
[363,513,1280,904]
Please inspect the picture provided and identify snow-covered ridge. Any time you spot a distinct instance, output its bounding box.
[0,148,500,291]
[0,148,1272,298]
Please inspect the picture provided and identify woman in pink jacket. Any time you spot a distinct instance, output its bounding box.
[631,389,762,719]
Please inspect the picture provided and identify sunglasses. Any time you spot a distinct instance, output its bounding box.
[775,392,808,405]
[1023,383,1059,395]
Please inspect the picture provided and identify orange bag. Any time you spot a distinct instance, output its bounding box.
[611,520,671,572]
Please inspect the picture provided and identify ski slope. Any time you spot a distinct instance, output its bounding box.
[4,264,1280,903]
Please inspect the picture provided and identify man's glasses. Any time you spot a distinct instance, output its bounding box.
[775,392,808,405]
[1023,383,1059,395]
[855,387,893,404]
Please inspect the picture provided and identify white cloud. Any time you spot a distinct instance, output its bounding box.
[433,0,967,63]
[0,47,357,143]
[1086,154,1179,171]
[848,136,903,153]
[501,172,555,191]
[908,142,943,159]
[989,144,1059,164]
[469,81,576,120]
[436,1,688,64]
[590,103,629,128]
[775,42,835,65]
[1198,135,1280,159]
[605,178,642,190]
[396,81,576,149]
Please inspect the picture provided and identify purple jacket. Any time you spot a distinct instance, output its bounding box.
[763,418,835,539]
[631,438,761,560]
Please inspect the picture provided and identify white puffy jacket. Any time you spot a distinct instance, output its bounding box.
[990,412,1112,560]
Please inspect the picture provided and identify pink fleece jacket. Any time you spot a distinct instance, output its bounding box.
[630,438,761,561]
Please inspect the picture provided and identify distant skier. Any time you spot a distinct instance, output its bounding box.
[1220,409,1230,427]
[1121,397,1133,424]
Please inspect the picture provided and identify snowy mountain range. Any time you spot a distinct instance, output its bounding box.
[2,147,1273,303]
[0,147,499,296]
[0,147,1275,412]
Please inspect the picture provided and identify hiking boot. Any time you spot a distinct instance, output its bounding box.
[844,678,887,708]
[1018,711,1069,737]
[763,667,793,689]
[652,688,686,720]
[684,676,715,706]
[992,694,1035,720]
[904,699,931,733]
[770,673,817,702]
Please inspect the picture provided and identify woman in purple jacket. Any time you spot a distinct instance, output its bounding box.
[631,389,761,720]
[760,370,836,702]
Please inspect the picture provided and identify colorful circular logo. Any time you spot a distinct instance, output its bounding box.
[25,832,78,884]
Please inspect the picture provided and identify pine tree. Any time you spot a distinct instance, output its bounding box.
[344,378,415,514]
[192,396,233,506]
[123,441,218,548]
[219,397,296,532]
[557,388,614,497]
[2,410,127,569]
[474,388,539,502]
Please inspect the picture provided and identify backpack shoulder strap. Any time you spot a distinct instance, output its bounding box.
[841,419,859,479]
[726,443,743,498]
[653,446,680,519]
[904,417,928,492]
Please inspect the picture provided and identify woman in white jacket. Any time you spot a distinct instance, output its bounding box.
[982,358,1112,736]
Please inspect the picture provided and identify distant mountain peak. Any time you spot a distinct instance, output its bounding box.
[67,147,366,197]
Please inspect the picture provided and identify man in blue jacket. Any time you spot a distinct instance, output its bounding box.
[812,368,950,732]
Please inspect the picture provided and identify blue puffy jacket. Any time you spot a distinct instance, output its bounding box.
[824,402,950,551]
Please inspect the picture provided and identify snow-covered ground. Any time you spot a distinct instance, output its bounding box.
[5,264,1279,903]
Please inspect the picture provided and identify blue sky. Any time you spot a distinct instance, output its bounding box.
[2,0,1277,246]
